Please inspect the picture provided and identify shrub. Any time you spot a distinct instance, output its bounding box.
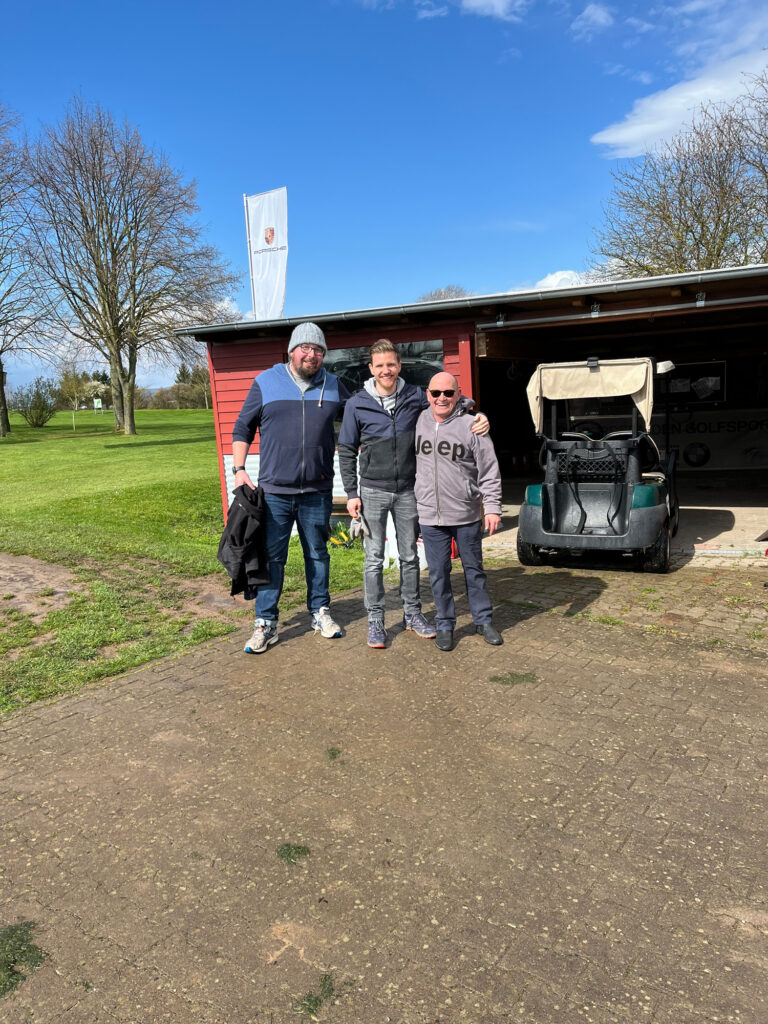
[9,378,59,427]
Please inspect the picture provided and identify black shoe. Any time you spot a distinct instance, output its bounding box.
[476,624,503,646]
[435,629,454,652]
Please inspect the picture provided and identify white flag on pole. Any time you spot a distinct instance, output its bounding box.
[244,187,288,320]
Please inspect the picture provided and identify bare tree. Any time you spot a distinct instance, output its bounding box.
[414,284,475,303]
[56,360,104,430]
[0,103,44,437]
[734,69,768,261]
[26,100,240,434]
[592,68,768,277]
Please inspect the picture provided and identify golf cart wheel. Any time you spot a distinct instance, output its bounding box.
[670,500,680,537]
[517,535,545,566]
[642,521,670,574]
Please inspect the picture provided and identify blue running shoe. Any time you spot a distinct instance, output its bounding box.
[403,612,437,639]
[367,619,386,648]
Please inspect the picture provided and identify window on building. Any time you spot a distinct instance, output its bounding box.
[324,340,444,393]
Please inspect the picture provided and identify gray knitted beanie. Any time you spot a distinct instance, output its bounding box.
[287,322,327,355]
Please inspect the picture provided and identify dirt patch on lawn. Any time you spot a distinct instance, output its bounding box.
[0,554,83,625]
[0,553,250,629]
[181,576,244,614]
[170,576,253,630]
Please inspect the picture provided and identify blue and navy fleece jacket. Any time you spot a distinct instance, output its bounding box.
[232,363,350,495]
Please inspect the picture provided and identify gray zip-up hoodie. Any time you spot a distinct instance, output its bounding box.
[414,404,502,526]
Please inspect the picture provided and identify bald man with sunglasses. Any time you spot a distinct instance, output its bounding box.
[414,372,503,652]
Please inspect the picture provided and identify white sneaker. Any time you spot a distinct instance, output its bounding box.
[244,620,278,654]
[312,606,342,638]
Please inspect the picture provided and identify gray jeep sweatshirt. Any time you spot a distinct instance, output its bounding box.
[414,404,502,526]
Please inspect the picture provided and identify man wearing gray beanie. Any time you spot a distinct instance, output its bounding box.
[231,322,350,653]
[286,321,327,356]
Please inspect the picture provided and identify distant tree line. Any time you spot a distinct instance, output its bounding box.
[135,360,212,410]
[7,359,214,428]
[0,97,238,438]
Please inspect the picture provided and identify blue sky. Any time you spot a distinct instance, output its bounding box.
[3,0,767,387]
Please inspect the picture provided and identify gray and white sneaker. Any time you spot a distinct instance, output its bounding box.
[244,620,278,654]
[312,606,342,638]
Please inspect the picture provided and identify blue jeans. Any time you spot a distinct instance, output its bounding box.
[361,485,421,623]
[254,492,332,626]
[419,521,492,631]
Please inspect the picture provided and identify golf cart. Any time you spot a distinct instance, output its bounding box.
[517,357,679,572]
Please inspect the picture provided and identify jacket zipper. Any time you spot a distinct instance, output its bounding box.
[391,393,399,492]
[300,391,306,491]
[433,419,441,525]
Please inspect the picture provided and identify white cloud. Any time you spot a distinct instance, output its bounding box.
[676,0,728,14]
[415,0,449,16]
[571,3,614,42]
[591,48,768,156]
[498,46,522,62]
[215,297,247,323]
[625,16,654,34]
[458,0,530,21]
[352,0,530,20]
[604,62,653,85]
[533,270,586,290]
[651,2,768,67]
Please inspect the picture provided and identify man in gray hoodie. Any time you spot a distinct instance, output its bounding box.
[414,372,503,652]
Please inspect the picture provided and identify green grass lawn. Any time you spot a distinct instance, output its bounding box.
[0,410,364,713]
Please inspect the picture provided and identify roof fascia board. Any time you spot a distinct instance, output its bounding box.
[177,263,768,339]
[478,292,768,332]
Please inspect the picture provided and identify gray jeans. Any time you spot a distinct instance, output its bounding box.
[360,485,421,623]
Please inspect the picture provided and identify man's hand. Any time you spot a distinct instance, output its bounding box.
[471,412,490,436]
[347,497,362,518]
[484,513,501,535]
[234,468,256,491]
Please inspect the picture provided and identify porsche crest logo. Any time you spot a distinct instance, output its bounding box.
[264,227,275,246]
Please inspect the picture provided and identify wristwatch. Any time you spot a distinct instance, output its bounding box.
[232,465,247,475]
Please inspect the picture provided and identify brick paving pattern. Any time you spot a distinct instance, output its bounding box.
[1,555,767,1023]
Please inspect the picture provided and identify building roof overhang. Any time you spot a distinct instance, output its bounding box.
[178,264,768,345]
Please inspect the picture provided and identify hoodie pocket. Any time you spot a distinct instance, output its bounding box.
[301,445,329,483]
[414,475,435,510]
[466,480,482,502]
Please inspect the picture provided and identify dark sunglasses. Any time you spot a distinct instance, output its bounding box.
[429,389,455,398]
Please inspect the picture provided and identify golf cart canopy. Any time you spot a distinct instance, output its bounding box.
[526,357,654,435]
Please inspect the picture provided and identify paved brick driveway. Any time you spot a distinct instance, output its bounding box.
[2,556,767,1023]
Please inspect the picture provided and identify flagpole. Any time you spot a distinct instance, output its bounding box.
[279,186,287,318]
[243,193,258,320]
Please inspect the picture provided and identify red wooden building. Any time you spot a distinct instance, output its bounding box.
[183,264,768,517]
